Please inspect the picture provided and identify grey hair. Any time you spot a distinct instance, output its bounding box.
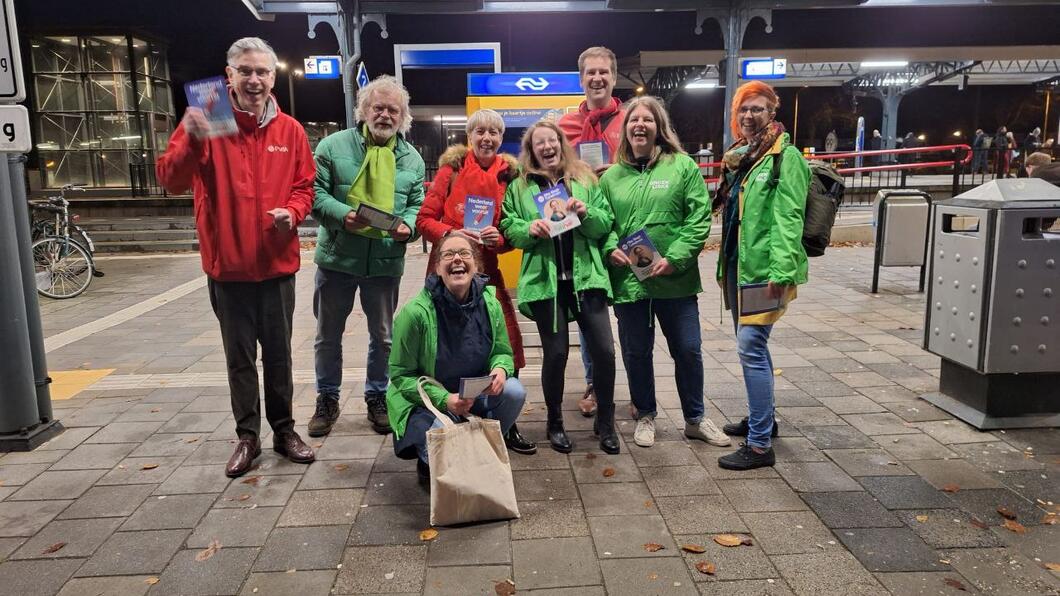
[356,75,413,135]
[226,37,278,69]
[466,109,505,136]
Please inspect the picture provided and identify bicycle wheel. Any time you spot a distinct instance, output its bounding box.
[32,237,93,299]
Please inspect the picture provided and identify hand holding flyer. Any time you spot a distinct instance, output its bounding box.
[355,203,403,231]
[533,184,581,237]
[463,195,495,234]
[458,375,494,400]
[183,76,237,138]
[619,229,661,281]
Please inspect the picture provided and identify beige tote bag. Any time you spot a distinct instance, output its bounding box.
[416,376,520,526]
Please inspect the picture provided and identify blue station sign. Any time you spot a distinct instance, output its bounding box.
[741,58,787,80]
[304,56,341,80]
[468,72,583,96]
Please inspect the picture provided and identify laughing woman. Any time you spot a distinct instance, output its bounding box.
[499,120,619,455]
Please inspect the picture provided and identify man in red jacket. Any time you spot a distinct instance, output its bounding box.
[557,46,627,418]
[157,37,317,478]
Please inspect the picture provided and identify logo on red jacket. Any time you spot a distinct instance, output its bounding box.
[267,145,289,153]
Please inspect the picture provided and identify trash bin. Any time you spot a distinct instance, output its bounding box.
[871,189,932,293]
[921,178,1060,429]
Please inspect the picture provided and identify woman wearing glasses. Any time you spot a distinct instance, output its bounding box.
[386,233,528,487]
[499,120,619,455]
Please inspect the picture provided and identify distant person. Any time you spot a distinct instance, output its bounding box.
[825,129,838,153]
[994,126,1010,178]
[970,128,987,174]
[869,129,883,165]
[898,132,916,164]
[1024,127,1042,153]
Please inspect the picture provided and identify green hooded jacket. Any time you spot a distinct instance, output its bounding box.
[385,283,515,440]
[499,175,614,320]
[599,152,712,303]
[312,126,425,278]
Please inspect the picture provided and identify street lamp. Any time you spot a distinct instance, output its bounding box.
[276,61,302,119]
[793,86,808,149]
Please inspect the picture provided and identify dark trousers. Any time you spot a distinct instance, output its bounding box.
[208,275,296,441]
[527,281,616,431]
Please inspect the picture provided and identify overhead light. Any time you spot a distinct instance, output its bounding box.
[686,79,719,90]
[917,134,926,141]
[294,69,303,76]
[635,86,645,93]
[277,61,287,70]
[952,130,962,137]
[861,60,909,68]
[111,135,141,141]
[60,38,73,43]
[432,115,468,122]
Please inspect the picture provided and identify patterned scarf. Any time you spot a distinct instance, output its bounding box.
[714,121,785,211]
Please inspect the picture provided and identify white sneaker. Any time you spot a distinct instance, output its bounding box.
[633,417,656,448]
[685,419,732,447]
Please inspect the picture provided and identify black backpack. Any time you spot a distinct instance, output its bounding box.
[769,154,845,257]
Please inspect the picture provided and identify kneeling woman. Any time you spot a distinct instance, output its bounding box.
[387,234,528,484]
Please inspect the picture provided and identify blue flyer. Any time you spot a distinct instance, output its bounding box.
[463,195,495,232]
[184,76,237,138]
[533,184,580,237]
[619,228,661,281]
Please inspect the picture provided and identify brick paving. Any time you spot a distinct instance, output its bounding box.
[1,246,1057,595]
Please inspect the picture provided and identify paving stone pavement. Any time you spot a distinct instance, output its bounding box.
[1,247,1057,595]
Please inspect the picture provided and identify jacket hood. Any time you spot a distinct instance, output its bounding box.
[438,145,518,182]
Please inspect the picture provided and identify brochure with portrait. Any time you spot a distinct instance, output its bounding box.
[739,283,790,316]
[355,203,403,232]
[620,229,661,281]
[463,195,495,234]
[183,76,237,138]
[533,184,581,237]
[458,375,494,400]
[577,141,609,170]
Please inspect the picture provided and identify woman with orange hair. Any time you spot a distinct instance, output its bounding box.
[714,81,810,471]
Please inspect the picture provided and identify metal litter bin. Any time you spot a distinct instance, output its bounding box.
[871,189,932,293]
[922,178,1060,429]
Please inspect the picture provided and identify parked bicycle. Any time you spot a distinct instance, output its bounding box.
[28,185,104,299]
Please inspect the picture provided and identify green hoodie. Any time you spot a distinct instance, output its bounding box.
[599,152,712,303]
[499,176,614,320]
[312,126,425,278]
[385,283,515,440]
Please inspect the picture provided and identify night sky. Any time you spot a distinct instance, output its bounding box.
[15,1,1060,150]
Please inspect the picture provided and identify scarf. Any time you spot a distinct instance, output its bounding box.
[443,150,510,227]
[715,121,785,211]
[579,97,622,142]
[347,123,398,238]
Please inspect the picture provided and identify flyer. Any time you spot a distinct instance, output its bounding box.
[533,184,581,237]
[619,229,661,281]
[183,76,237,138]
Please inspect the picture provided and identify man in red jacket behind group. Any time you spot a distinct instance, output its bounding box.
[557,46,627,418]
[157,37,317,478]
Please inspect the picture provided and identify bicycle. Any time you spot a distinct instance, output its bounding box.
[28,185,104,299]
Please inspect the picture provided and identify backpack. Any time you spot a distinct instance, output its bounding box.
[769,154,845,257]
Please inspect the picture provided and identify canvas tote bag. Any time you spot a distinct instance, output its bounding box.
[416,376,520,526]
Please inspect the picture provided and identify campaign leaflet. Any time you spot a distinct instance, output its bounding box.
[183,76,237,138]
[355,203,403,232]
[619,229,661,281]
[458,375,494,400]
[533,184,580,237]
[739,282,790,316]
[463,195,495,234]
[577,141,608,170]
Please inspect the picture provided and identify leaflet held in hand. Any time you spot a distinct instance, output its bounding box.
[620,229,661,281]
[463,195,495,233]
[577,141,608,170]
[533,184,580,237]
[184,76,237,138]
[355,203,403,232]
[458,375,494,400]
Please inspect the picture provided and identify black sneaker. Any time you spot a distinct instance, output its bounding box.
[504,423,537,455]
[307,394,341,437]
[366,395,391,435]
[718,443,776,470]
[722,416,779,438]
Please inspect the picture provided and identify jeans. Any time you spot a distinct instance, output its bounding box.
[313,267,400,400]
[208,275,296,441]
[399,378,527,464]
[579,332,593,386]
[526,282,616,431]
[614,296,704,424]
[725,270,777,449]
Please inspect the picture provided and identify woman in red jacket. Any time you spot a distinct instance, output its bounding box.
[417,109,535,454]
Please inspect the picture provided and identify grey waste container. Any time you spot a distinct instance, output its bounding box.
[922,178,1060,429]
[871,189,932,293]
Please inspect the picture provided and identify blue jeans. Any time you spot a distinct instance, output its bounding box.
[313,267,400,399]
[580,333,593,386]
[397,378,527,464]
[614,296,704,424]
[725,269,777,449]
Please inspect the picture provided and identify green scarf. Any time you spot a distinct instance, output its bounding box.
[346,124,398,238]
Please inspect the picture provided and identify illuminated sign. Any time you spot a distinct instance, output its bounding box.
[741,58,787,80]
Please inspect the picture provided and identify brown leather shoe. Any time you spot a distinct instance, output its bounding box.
[578,385,597,418]
[273,431,315,464]
[225,439,261,478]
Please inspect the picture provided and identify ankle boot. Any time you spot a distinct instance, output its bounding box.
[546,410,572,454]
[593,402,620,455]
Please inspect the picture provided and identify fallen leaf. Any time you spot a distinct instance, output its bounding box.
[602,467,616,478]
[713,534,752,547]
[419,528,439,541]
[150,408,161,413]
[41,542,66,554]
[969,517,989,530]
[140,463,159,470]
[943,577,968,591]
[643,500,653,509]
[183,437,199,444]
[242,475,263,487]
[1043,513,1057,525]
[647,573,658,580]
[144,577,160,585]
[680,544,706,553]
[643,542,665,552]
[585,452,597,460]
[1002,519,1027,534]
[694,561,716,575]
[996,506,1017,520]
[195,539,221,562]
[1044,562,1060,571]
[384,572,395,580]
[333,464,350,472]
[494,579,516,596]
[941,484,960,493]
[773,368,783,376]
[313,442,323,449]
[915,515,929,523]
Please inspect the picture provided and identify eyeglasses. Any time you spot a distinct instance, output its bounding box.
[737,106,769,115]
[440,249,473,261]
[234,66,274,78]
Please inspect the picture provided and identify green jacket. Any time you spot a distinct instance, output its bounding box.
[600,152,712,303]
[312,127,425,278]
[385,284,515,440]
[717,132,810,325]
[499,175,614,320]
